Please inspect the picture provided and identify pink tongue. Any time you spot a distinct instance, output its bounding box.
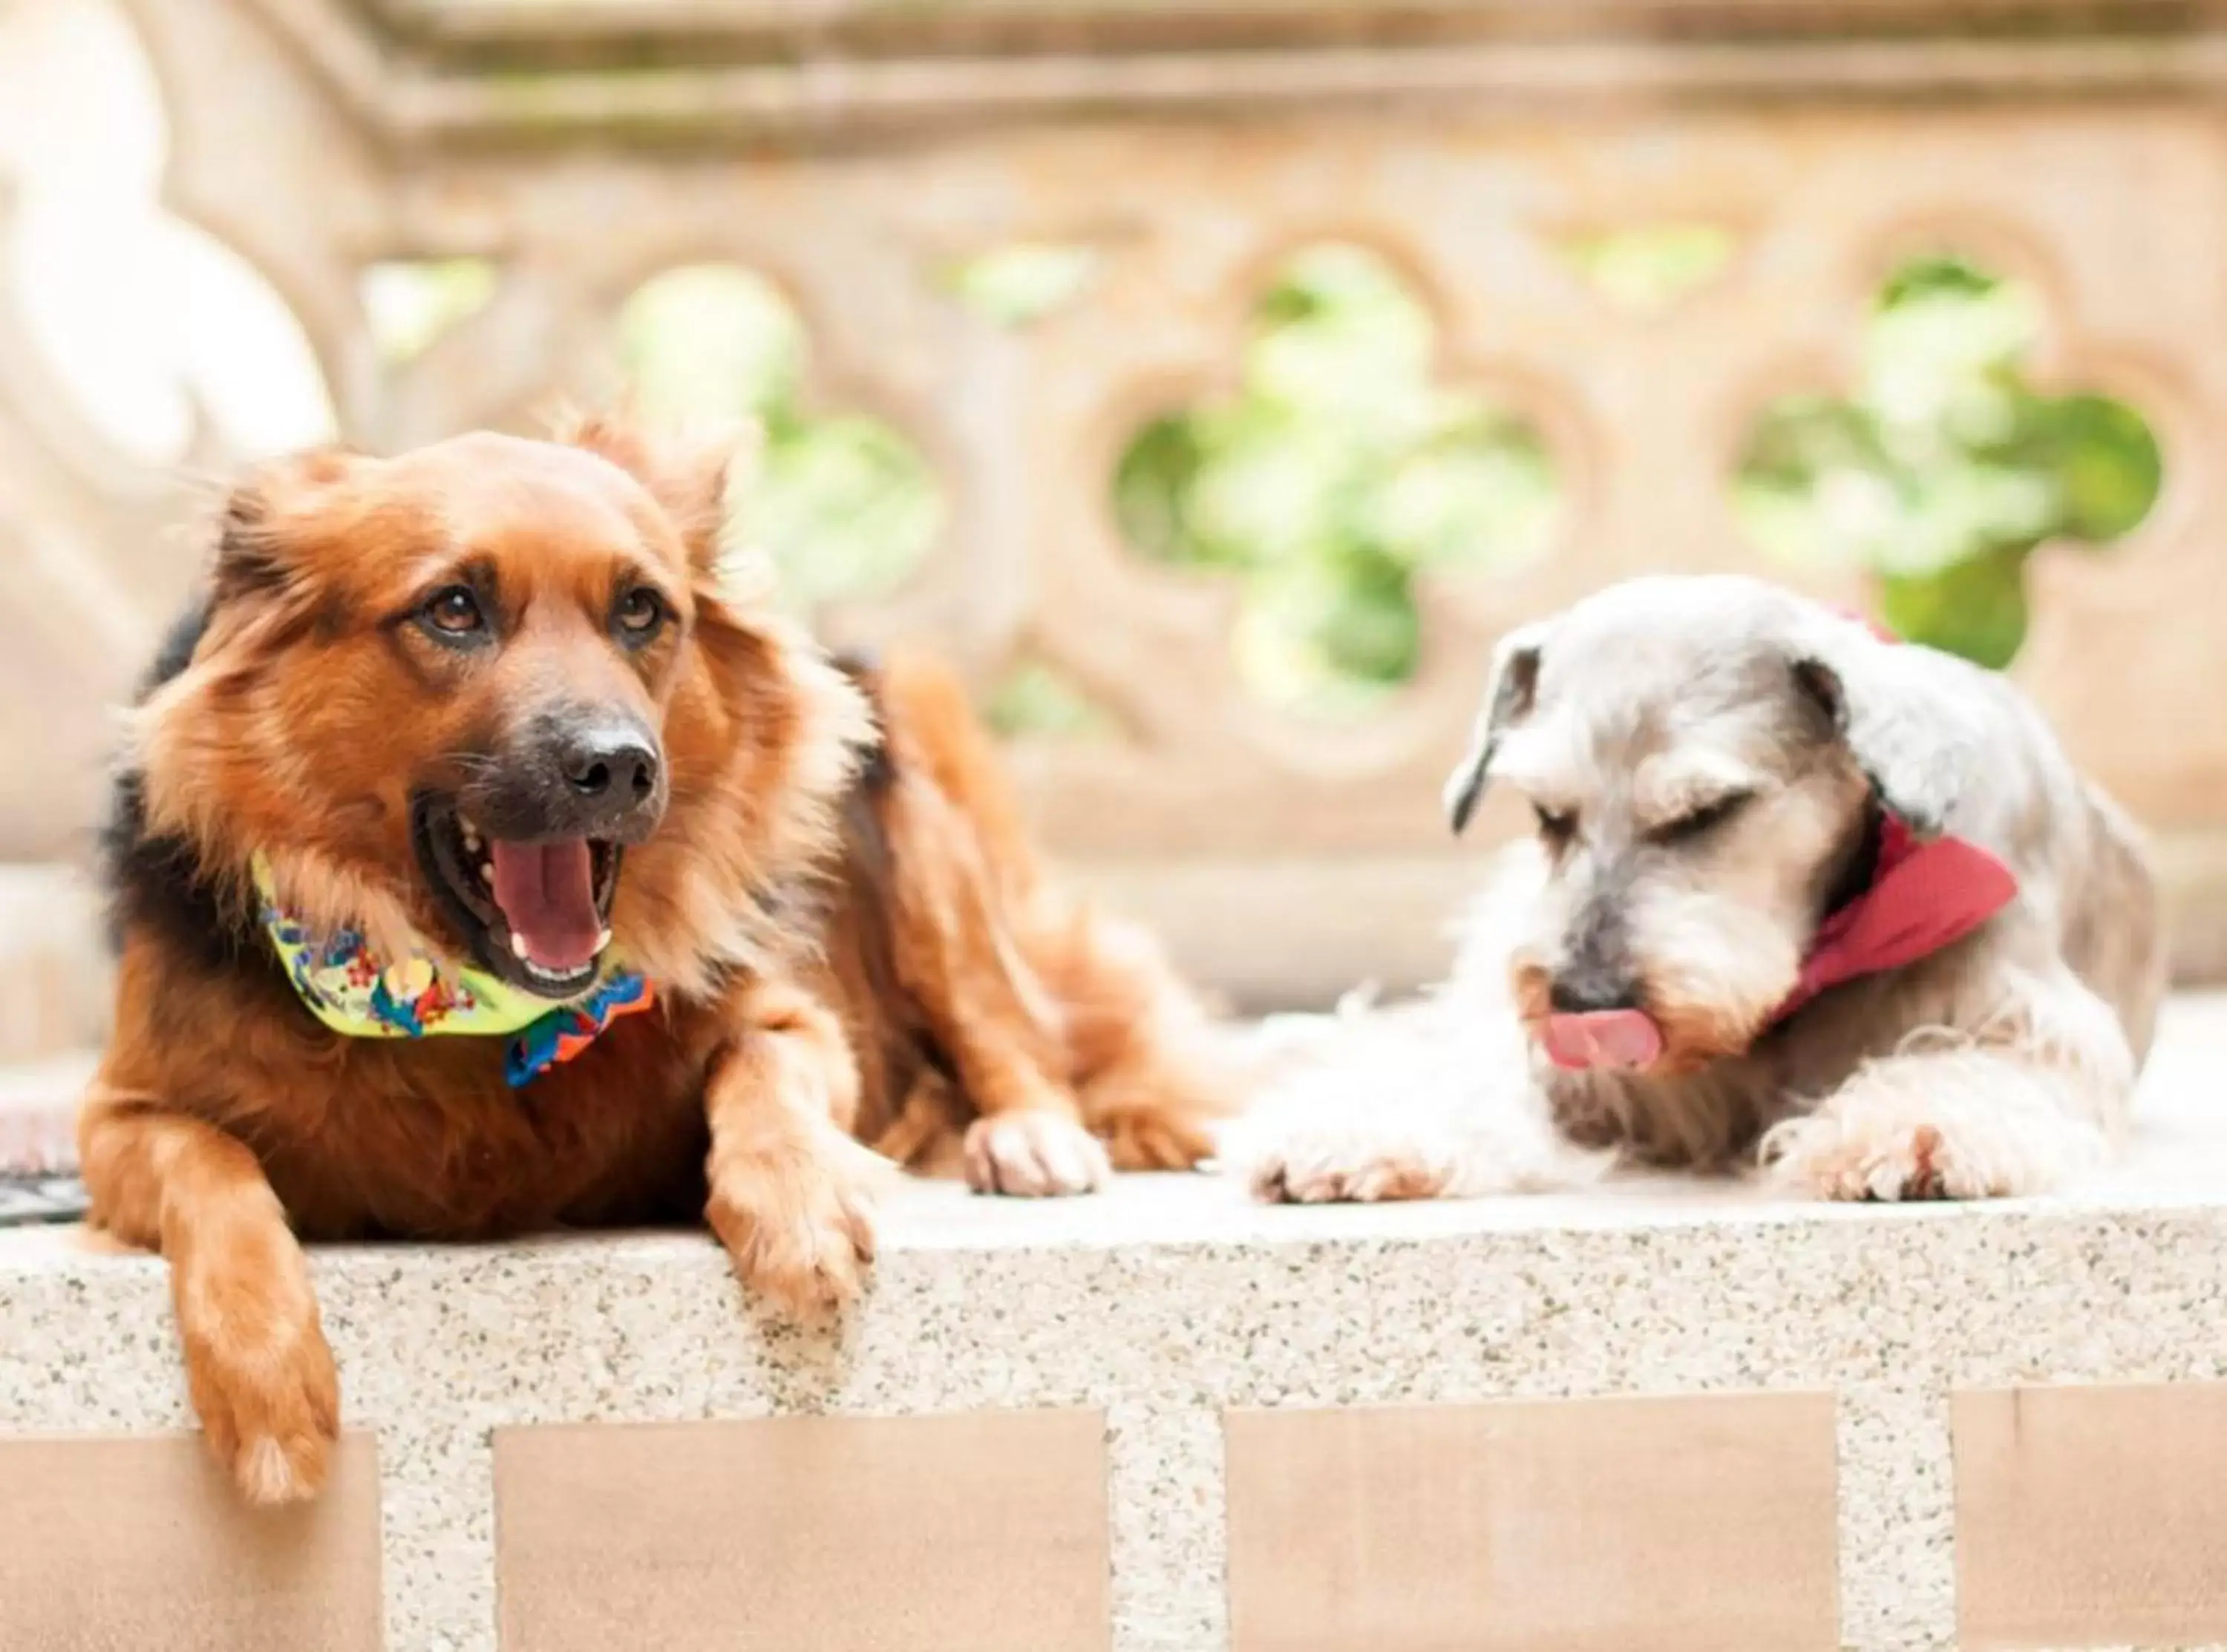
[488,839,599,976]
[1540,1010,1664,1072]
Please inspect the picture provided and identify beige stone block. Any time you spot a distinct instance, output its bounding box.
[494,1409,1110,1652]
[0,1430,382,1652]
[1956,1381,2227,1648]
[1225,1392,1840,1652]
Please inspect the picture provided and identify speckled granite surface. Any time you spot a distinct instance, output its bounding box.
[4,996,2226,1651]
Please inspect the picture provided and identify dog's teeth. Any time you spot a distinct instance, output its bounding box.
[595,928,612,951]
[511,933,531,961]
[480,862,494,885]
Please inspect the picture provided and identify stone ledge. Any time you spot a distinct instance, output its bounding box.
[192,0,2227,147]
[2,994,2224,1650]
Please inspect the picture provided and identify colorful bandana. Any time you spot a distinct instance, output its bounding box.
[251,856,654,1087]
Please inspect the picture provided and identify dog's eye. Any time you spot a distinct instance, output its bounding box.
[1652,790,1754,845]
[615,587,667,644]
[421,586,485,638]
[1533,804,1577,845]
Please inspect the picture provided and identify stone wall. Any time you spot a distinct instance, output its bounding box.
[7,0,2227,1006]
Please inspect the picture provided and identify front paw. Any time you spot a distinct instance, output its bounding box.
[177,1267,341,1506]
[1763,1115,1957,1201]
[707,1137,881,1317]
[1240,1122,1455,1204]
[964,1112,1111,1197]
[1762,1111,2037,1202]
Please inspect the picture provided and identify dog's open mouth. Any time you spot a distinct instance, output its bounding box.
[413,797,621,997]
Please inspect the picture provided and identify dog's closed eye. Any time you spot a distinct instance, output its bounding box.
[1649,789,1754,845]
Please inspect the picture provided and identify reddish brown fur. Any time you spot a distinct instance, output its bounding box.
[82,420,1238,1505]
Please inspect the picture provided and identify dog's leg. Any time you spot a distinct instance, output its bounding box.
[703,977,887,1316]
[1029,905,1242,1175]
[78,1092,339,1504]
[880,775,1109,1199]
[1762,969,2132,1201]
[1223,999,1607,1204]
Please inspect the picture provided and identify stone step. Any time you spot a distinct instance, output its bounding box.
[0,862,106,1067]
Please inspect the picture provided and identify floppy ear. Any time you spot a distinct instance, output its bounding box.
[556,409,760,575]
[1788,623,1975,835]
[1443,620,1550,836]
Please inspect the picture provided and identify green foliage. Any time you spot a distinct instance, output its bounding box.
[611,246,2156,739]
[1114,245,1558,718]
[1737,255,2161,667]
[618,265,942,609]
[982,658,1119,740]
[1563,224,1736,313]
[944,244,1102,328]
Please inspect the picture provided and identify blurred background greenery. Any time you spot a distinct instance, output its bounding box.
[377,241,2161,728]
[1115,245,1559,720]
[1738,254,2161,668]
[619,264,946,614]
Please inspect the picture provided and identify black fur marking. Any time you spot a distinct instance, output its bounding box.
[831,649,895,794]
[140,598,212,695]
[1820,793,1886,920]
[209,486,294,605]
[98,595,260,976]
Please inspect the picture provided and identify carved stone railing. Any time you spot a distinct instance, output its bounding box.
[8,0,2227,1009]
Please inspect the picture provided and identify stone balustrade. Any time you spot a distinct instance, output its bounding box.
[7,0,2227,1015]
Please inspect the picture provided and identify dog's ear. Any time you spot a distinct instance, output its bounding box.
[1444,620,1550,836]
[1788,625,1973,835]
[209,447,364,610]
[557,410,760,575]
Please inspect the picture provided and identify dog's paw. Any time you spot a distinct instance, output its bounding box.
[707,1140,880,1317]
[1240,1122,1456,1205]
[964,1112,1111,1197]
[178,1273,341,1506]
[1763,1046,2116,1203]
[1762,1116,1974,1202]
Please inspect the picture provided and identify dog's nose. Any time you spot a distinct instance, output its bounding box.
[1548,969,1639,1015]
[560,727,659,805]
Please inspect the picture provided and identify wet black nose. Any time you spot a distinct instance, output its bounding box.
[561,727,659,805]
[1548,968,1639,1015]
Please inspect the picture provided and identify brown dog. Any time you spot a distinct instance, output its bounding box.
[82,419,1234,1504]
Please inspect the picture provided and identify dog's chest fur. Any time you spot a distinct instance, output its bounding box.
[102,762,955,1244]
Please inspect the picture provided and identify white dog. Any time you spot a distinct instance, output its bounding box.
[1230,576,2165,1204]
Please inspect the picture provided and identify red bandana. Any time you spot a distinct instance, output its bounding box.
[1771,608,2018,1021]
[1767,808,2015,1026]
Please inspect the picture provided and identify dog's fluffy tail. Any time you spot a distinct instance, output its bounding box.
[1025,899,1251,1167]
